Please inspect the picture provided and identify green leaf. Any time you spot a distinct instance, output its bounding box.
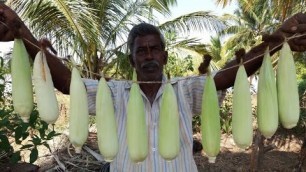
[0,116,9,128]
[10,151,21,163]
[20,144,34,150]
[31,135,42,145]
[14,126,23,144]
[43,142,52,152]
[38,121,48,139]
[21,132,30,140]
[29,110,39,128]
[0,134,12,151]
[46,131,56,140]
[30,147,38,163]
[0,109,6,117]
[20,123,30,140]
[21,122,30,131]
[0,56,3,67]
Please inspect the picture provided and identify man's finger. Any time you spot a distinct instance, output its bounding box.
[203,54,212,62]
[295,24,306,33]
[288,38,306,52]
[0,5,14,41]
[294,13,306,24]
[262,34,284,42]
[293,37,306,46]
[0,21,13,41]
[0,31,14,41]
[0,8,4,20]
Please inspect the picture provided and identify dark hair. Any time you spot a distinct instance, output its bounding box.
[127,23,165,53]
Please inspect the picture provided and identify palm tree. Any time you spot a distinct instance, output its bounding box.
[215,0,306,21]
[215,0,306,65]
[237,0,306,22]
[159,11,226,75]
[6,0,102,78]
[201,0,275,92]
[216,0,276,62]
[6,0,226,79]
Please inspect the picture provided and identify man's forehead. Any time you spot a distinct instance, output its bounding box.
[134,34,162,47]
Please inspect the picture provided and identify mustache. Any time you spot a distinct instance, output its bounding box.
[141,60,160,69]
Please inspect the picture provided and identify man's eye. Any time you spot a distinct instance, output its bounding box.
[137,49,145,54]
[152,47,162,52]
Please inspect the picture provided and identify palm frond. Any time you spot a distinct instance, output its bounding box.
[146,0,177,16]
[159,11,226,34]
[9,0,101,58]
[214,0,234,8]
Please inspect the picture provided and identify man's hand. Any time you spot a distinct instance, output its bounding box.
[198,54,212,74]
[263,12,306,52]
[0,3,25,41]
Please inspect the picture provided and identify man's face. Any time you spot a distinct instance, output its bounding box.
[130,34,168,81]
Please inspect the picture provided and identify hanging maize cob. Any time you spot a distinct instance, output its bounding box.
[69,67,89,153]
[126,69,148,163]
[96,76,118,162]
[11,39,33,123]
[201,66,221,163]
[276,41,300,129]
[232,58,253,149]
[33,51,59,124]
[158,76,180,161]
[257,48,278,138]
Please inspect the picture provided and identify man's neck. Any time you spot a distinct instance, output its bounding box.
[140,83,161,105]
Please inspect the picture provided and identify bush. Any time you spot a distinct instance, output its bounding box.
[294,79,306,133]
[0,55,59,164]
[192,91,234,135]
[219,91,233,134]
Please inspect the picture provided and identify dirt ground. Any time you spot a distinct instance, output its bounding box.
[194,130,305,172]
[29,128,304,172]
[1,127,305,172]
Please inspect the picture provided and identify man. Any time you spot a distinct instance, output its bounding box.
[1,3,306,172]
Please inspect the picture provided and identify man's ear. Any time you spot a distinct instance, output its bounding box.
[129,54,135,67]
[163,51,168,65]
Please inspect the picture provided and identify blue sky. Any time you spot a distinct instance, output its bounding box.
[0,0,237,55]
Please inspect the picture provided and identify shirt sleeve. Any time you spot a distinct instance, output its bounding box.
[181,72,227,116]
[82,78,99,115]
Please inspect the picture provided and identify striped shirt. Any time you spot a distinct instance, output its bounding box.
[83,74,225,172]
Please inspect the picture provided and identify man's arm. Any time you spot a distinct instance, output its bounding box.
[0,3,71,94]
[214,12,306,91]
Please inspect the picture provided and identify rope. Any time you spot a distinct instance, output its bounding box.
[1,20,306,84]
